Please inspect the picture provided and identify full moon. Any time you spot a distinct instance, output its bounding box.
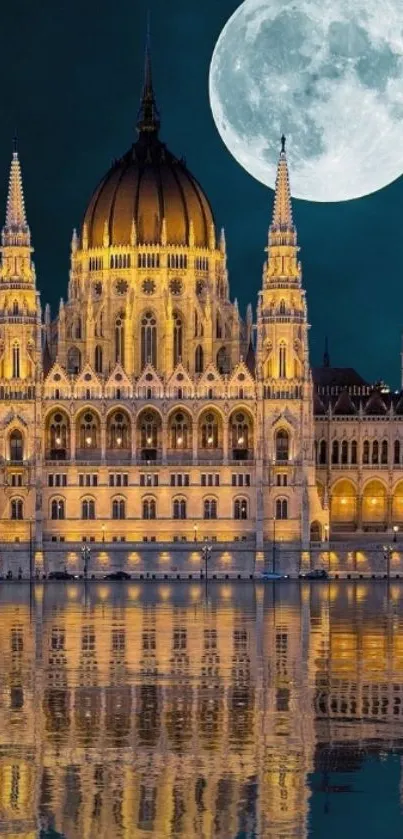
[209,0,403,201]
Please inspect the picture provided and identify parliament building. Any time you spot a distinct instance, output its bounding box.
[0,47,401,570]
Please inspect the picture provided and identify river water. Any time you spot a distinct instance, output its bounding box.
[0,580,402,838]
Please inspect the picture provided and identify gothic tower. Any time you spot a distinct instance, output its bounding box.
[0,146,42,549]
[256,137,327,549]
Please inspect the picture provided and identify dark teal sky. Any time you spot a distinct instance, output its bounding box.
[0,0,401,385]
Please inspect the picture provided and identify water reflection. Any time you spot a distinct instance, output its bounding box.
[0,582,403,837]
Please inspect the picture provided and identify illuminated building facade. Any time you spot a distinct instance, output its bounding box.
[1,47,401,568]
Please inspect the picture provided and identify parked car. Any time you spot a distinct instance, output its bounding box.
[48,571,75,580]
[103,571,131,581]
[300,568,329,580]
[257,571,289,580]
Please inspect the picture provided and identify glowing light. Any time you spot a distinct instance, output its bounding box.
[159,585,171,600]
[128,551,140,564]
[116,436,122,446]
[147,436,152,445]
[238,436,244,445]
[177,436,183,446]
[371,498,377,506]
[207,436,213,445]
[341,498,347,506]
[55,437,61,446]
[85,436,92,446]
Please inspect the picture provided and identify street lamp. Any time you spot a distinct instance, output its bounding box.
[393,525,399,543]
[194,524,198,543]
[201,543,212,580]
[383,543,392,578]
[102,524,105,543]
[81,545,91,579]
[324,523,330,573]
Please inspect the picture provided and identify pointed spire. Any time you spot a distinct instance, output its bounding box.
[220,227,226,255]
[2,143,31,247]
[323,336,330,368]
[209,221,216,251]
[71,228,78,254]
[271,135,294,231]
[137,16,160,135]
[189,219,195,248]
[130,218,137,247]
[161,217,167,246]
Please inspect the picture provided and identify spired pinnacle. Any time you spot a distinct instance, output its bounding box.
[2,144,31,247]
[271,134,294,231]
[136,16,160,135]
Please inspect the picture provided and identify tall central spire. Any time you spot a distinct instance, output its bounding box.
[2,143,31,247]
[269,135,296,248]
[136,20,160,136]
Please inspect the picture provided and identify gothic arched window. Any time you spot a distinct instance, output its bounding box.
[9,430,23,462]
[170,412,189,449]
[12,344,20,379]
[363,440,370,464]
[173,498,187,520]
[341,440,349,464]
[173,312,183,367]
[319,440,327,465]
[142,498,156,520]
[112,499,126,520]
[11,498,23,520]
[51,498,65,520]
[217,346,229,374]
[82,499,95,520]
[203,498,217,520]
[395,439,401,465]
[195,345,204,374]
[275,498,288,520]
[231,413,249,450]
[115,314,125,366]
[234,498,248,520]
[95,345,103,374]
[381,439,388,464]
[201,413,219,449]
[275,429,289,462]
[279,343,286,378]
[108,411,130,449]
[67,346,81,375]
[141,311,157,368]
[332,440,339,464]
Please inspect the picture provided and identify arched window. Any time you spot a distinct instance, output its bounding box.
[79,412,98,449]
[195,345,204,374]
[275,498,288,520]
[217,346,229,374]
[170,412,189,449]
[351,440,358,465]
[279,343,286,378]
[363,440,370,464]
[141,311,157,368]
[341,440,349,464]
[95,345,103,374]
[275,429,289,462]
[140,412,159,451]
[67,346,81,375]
[12,300,19,315]
[216,313,222,339]
[231,413,249,451]
[74,318,82,340]
[395,440,401,465]
[49,412,68,459]
[201,413,219,448]
[108,411,130,449]
[331,440,339,465]
[173,312,183,367]
[381,439,388,465]
[319,440,327,465]
[234,498,248,520]
[82,499,95,520]
[372,440,379,465]
[11,498,23,520]
[203,499,217,520]
[12,344,20,378]
[142,498,156,520]
[9,430,23,462]
[51,499,65,520]
[115,314,125,366]
[112,499,126,520]
[279,299,286,315]
[173,498,187,520]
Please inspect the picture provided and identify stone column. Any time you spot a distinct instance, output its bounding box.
[223,418,229,465]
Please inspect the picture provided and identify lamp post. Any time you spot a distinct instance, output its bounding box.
[201,543,212,581]
[81,545,91,579]
[272,515,276,574]
[324,523,330,573]
[194,524,198,543]
[383,543,392,579]
[393,525,399,543]
[102,524,105,543]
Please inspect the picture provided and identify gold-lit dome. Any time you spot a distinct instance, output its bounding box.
[81,47,215,249]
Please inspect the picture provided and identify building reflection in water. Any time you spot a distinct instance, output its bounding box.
[0,582,402,837]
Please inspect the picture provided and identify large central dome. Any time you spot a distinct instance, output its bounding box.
[82,47,215,249]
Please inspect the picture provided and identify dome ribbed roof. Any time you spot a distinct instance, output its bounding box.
[81,41,214,249]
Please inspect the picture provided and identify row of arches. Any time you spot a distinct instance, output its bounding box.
[48,496,251,521]
[66,341,230,376]
[317,438,401,466]
[327,478,403,526]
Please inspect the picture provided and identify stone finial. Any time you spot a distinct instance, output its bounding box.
[161,217,167,246]
[189,219,195,248]
[71,228,78,254]
[209,221,216,251]
[130,218,137,247]
[82,223,88,251]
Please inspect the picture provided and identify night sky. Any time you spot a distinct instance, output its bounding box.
[1,0,402,386]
